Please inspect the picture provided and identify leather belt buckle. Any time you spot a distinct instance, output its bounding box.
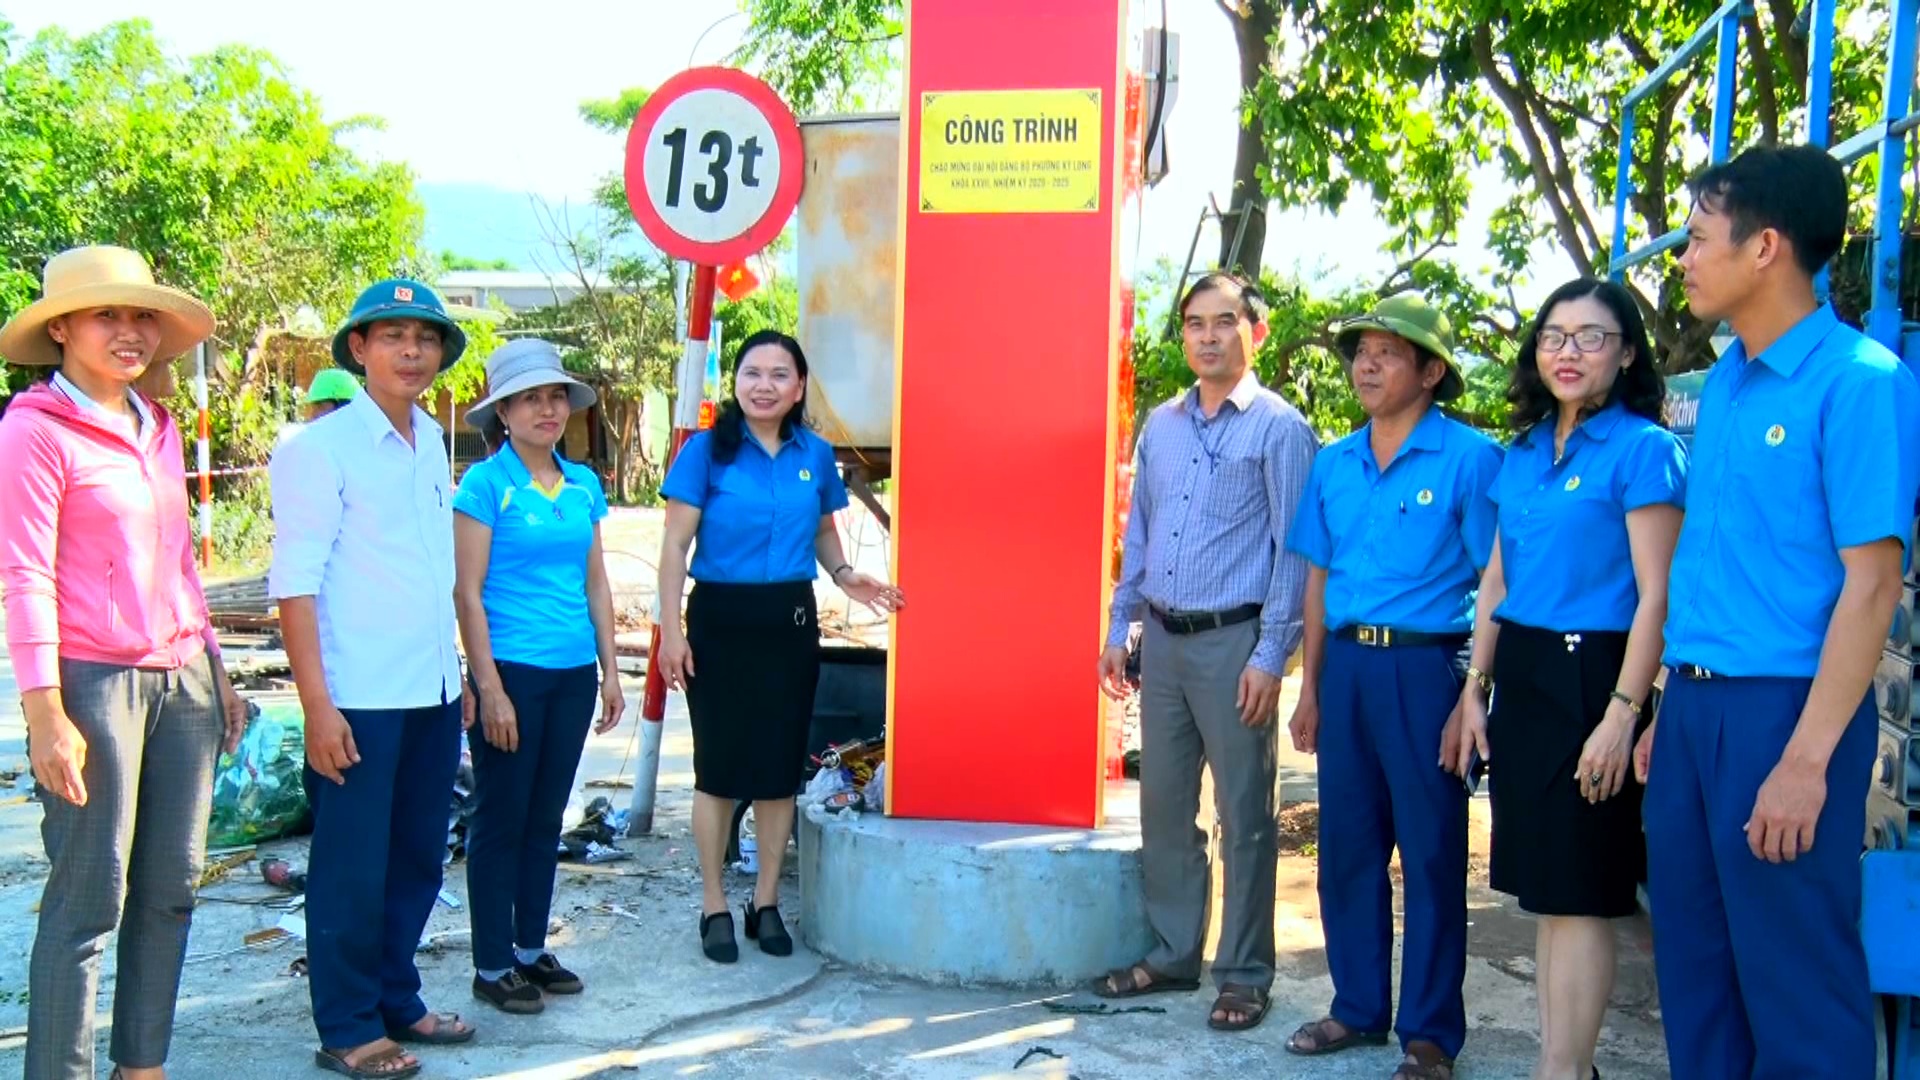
[1678,663,1716,680]
[1355,625,1393,647]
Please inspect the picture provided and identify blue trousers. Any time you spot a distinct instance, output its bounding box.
[466,661,596,973]
[305,699,463,1049]
[1644,676,1874,1080]
[1316,638,1468,1058]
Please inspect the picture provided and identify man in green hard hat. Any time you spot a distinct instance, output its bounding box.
[303,368,361,421]
[1281,290,1500,1080]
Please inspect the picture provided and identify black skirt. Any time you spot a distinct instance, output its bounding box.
[1487,620,1646,918]
[684,580,820,801]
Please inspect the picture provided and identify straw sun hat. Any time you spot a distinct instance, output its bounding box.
[0,245,215,368]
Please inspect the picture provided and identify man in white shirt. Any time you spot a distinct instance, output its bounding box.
[269,278,474,1078]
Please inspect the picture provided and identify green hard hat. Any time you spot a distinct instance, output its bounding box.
[304,368,362,405]
[1333,291,1466,403]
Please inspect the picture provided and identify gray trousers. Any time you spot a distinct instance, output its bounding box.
[26,656,222,1080]
[1138,616,1279,990]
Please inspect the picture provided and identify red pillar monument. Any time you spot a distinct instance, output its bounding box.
[887,0,1145,827]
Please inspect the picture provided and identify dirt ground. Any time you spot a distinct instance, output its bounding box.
[0,509,1702,1077]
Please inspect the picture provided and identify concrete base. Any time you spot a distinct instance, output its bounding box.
[798,782,1152,987]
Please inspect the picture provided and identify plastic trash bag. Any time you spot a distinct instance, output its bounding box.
[800,765,854,808]
[207,700,311,848]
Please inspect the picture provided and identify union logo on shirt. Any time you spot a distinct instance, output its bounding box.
[1565,475,1582,492]
[799,468,812,481]
[1765,424,1786,447]
[1415,488,1434,506]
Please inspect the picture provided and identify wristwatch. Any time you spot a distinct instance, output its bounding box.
[1465,665,1493,696]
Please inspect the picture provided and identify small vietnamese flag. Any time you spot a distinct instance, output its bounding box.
[717,260,761,302]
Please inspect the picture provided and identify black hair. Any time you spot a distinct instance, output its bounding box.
[1178,271,1270,324]
[1687,144,1847,276]
[709,329,811,466]
[1507,277,1666,433]
[480,414,507,455]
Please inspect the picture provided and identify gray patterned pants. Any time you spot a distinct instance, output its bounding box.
[26,656,222,1080]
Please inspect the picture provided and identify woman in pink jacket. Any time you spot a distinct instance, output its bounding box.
[0,246,247,1080]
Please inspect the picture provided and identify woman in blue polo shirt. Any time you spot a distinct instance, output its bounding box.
[656,329,904,965]
[452,339,626,1014]
[1451,278,1685,1080]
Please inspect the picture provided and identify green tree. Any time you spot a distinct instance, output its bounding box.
[1134,259,1516,441]
[1248,0,1888,371]
[0,17,424,432]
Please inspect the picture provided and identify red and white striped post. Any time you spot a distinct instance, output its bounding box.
[194,342,213,567]
[627,263,716,835]
[618,66,803,834]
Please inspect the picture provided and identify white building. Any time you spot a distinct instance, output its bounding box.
[436,270,613,315]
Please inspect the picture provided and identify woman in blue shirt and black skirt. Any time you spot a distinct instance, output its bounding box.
[453,340,626,1015]
[1448,278,1686,1080]
[656,329,905,964]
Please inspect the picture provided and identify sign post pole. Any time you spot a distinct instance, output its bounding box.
[618,67,804,834]
[630,264,715,834]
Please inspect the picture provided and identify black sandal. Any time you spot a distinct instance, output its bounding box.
[744,900,794,957]
[700,909,738,964]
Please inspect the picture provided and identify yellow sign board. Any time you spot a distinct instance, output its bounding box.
[919,89,1103,214]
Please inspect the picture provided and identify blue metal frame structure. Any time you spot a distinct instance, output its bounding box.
[1607,0,1920,355]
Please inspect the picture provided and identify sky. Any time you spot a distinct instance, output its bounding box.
[5,0,1574,305]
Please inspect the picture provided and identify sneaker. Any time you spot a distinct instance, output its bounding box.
[472,969,544,1014]
[515,953,584,995]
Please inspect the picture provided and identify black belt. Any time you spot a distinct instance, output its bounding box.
[1150,603,1261,635]
[1334,624,1469,649]
[1673,663,1720,680]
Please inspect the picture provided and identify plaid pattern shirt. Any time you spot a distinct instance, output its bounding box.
[1106,371,1319,676]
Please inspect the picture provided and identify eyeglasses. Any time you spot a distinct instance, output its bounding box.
[1538,329,1623,354]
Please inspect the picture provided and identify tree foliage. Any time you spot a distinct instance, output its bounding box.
[0,17,425,441]
[1133,260,1514,442]
[735,0,903,114]
[1249,0,1891,371]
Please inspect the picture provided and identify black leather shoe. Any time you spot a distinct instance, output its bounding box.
[472,969,544,1014]
[515,952,583,994]
[700,910,739,964]
[744,900,793,957]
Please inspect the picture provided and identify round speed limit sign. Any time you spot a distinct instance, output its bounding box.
[624,67,805,266]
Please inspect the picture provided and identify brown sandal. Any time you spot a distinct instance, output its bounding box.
[1391,1041,1456,1080]
[1088,961,1200,999]
[1285,1015,1391,1055]
[1206,983,1270,1032]
[314,1044,422,1079]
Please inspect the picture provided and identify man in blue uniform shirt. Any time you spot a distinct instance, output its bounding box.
[1281,292,1502,1080]
[1643,144,1920,1080]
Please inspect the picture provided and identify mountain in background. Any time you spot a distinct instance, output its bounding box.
[420,182,648,272]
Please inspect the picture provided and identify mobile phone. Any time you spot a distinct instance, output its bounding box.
[1461,749,1487,797]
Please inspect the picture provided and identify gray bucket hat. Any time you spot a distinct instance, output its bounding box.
[464,339,596,429]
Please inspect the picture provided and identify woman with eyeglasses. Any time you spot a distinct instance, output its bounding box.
[1446,278,1686,1080]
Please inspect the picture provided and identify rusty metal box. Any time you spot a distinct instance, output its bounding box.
[795,114,900,457]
